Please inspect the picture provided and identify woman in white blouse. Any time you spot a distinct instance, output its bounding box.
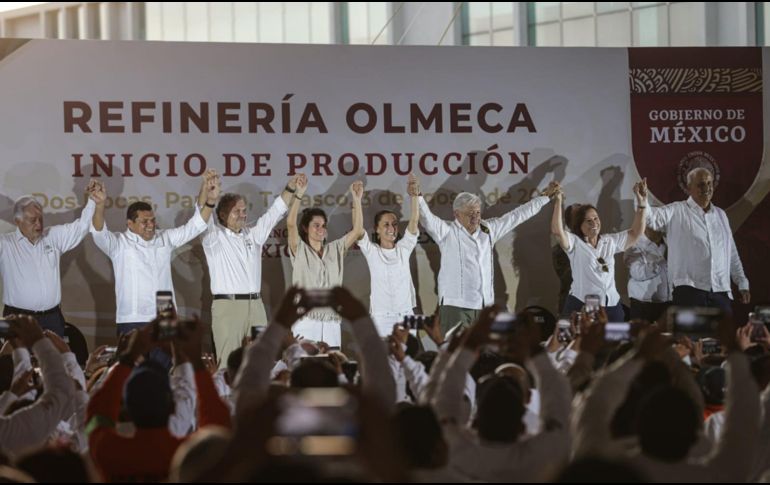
[358,174,420,336]
[551,180,648,322]
[286,174,365,347]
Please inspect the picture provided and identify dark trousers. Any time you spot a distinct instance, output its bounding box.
[3,304,66,336]
[672,286,732,315]
[562,294,625,322]
[629,298,671,324]
[438,305,481,335]
[117,322,172,370]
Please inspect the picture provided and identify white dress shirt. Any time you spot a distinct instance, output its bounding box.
[90,207,207,324]
[358,230,418,316]
[624,234,671,302]
[0,199,95,311]
[565,230,629,307]
[647,197,749,298]
[419,195,550,310]
[202,197,287,295]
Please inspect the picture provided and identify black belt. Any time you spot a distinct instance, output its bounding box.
[4,304,61,316]
[213,293,261,301]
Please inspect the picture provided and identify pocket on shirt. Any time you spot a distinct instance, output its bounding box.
[44,246,59,266]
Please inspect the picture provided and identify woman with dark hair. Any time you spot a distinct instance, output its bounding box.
[551,180,648,321]
[286,174,365,347]
[358,174,420,336]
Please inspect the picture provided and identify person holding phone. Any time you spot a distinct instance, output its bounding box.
[551,180,648,322]
[90,171,220,335]
[358,173,420,337]
[286,177,365,347]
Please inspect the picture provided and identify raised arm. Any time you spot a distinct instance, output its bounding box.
[485,181,559,243]
[333,287,396,409]
[0,317,75,454]
[91,179,107,232]
[344,181,365,249]
[624,179,648,250]
[551,189,570,251]
[413,175,451,242]
[287,173,307,256]
[89,180,121,257]
[197,169,221,223]
[280,174,301,207]
[406,173,419,235]
[48,180,97,252]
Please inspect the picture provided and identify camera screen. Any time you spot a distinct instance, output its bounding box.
[0,320,14,338]
[271,388,359,457]
[490,313,517,336]
[605,322,631,341]
[669,307,721,337]
[584,294,601,309]
[303,289,334,308]
[756,306,770,325]
[701,338,721,354]
[156,319,180,340]
[403,314,434,330]
[156,291,174,316]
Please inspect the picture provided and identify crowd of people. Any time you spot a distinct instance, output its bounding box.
[0,165,761,483]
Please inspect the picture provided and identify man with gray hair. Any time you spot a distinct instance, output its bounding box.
[410,176,559,333]
[0,181,98,335]
[645,167,749,313]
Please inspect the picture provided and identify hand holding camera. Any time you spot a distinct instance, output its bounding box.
[44,330,71,354]
[154,291,182,341]
[635,326,668,361]
[579,320,607,355]
[5,315,44,348]
[463,306,498,352]
[85,345,116,376]
[387,335,406,362]
[169,316,206,369]
[121,325,155,366]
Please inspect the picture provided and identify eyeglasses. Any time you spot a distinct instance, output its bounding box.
[597,257,609,273]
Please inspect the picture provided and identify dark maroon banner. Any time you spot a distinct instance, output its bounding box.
[629,47,762,208]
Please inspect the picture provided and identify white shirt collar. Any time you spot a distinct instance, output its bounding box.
[124,229,156,246]
[15,228,42,245]
[686,196,712,213]
[452,219,481,238]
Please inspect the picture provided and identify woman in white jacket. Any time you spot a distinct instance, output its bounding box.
[359,174,420,337]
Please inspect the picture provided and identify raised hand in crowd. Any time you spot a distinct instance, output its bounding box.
[84,344,112,377]
[273,286,308,329]
[330,286,369,322]
[43,329,71,354]
[8,314,45,348]
[10,368,35,397]
[422,312,444,347]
